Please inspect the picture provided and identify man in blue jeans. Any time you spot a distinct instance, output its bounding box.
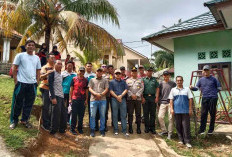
[88,68,109,137]
[109,69,129,137]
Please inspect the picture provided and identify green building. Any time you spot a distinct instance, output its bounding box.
[142,0,232,91]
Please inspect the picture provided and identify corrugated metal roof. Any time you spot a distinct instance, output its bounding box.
[142,12,217,40]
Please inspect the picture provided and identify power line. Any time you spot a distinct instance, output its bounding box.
[122,40,143,44]
[130,45,150,49]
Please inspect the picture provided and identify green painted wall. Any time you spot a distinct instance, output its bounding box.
[174,29,232,88]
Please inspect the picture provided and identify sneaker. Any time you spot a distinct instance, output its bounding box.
[41,125,49,132]
[21,121,32,128]
[144,128,149,133]
[207,130,214,135]
[90,130,95,137]
[124,133,129,137]
[78,129,84,134]
[158,131,168,136]
[167,134,172,140]
[198,130,205,135]
[151,130,156,135]
[186,143,192,148]
[114,132,119,135]
[9,123,17,130]
[118,121,121,125]
[53,133,62,140]
[70,130,78,135]
[178,141,184,145]
[100,131,105,137]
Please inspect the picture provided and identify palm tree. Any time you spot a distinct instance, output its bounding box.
[0,0,124,56]
[152,50,174,70]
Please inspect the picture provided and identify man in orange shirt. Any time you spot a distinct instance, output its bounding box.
[39,53,55,131]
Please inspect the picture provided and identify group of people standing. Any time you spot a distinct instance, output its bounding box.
[9,40,221,149]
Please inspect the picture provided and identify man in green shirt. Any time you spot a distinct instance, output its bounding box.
[142,67,159,134]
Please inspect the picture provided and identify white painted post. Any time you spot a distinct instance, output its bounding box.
[2,38,11,63]
[109,50,113,65]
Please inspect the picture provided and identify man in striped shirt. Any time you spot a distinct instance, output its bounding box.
[169,76,193,148]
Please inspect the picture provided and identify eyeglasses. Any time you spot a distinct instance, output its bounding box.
[101,66,107,68]
[115,73,121,75]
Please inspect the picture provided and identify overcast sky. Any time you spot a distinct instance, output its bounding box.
[94,0,210,58]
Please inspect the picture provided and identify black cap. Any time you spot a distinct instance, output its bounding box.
[107,64,114,69]
[147,67,154,71]
[120,66,125,70]
[163,71,170,75]
[79,67,85,71]
[131,67,137,71]
[97,68,103,72]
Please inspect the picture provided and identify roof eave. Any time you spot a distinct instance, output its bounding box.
[144,23,224,42]
[143,23,224,53]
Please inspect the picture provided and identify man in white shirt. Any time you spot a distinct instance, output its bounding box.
[10,40,41,129]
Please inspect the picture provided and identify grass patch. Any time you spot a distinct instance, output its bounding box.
[0,76,39,150]
[158,113,232,157]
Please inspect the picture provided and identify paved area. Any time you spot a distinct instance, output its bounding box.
[89,121,181,157]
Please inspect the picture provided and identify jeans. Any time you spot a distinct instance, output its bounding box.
[10,82,37,124]
[90,100,107,131]
[40,88,51,129]
[111,98,127,133]
[200,97,218,132]
[50,96,67,134]
[71,99,85,131]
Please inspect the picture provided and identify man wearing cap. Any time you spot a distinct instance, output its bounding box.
[88,68,109,137]
[120,66,129,81]
[126,67,144,134]
[157,71,176,139]
[138,65,146,79]
[69,67,88,135]
[190,65,221,135]
[109,69,129,137]
[142,67,159,134]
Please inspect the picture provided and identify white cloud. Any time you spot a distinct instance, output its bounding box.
[94,0,210,57]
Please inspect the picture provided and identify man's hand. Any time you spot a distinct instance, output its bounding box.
[14,79,18,85]
[189,85,193,89]
[131,95,137,100]
[117,95,122,103]
[189,109,193,116]
[69,99,72,104]
[95,93,102,100]
[142,97,146,104]
[155,97,159,103]
[52,98,57,105]
[171,108,175,115]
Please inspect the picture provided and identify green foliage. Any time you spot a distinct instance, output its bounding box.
[152,50,174,70]
[0,0,124,56]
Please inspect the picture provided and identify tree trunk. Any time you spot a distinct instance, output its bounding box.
[45,26,51,53]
